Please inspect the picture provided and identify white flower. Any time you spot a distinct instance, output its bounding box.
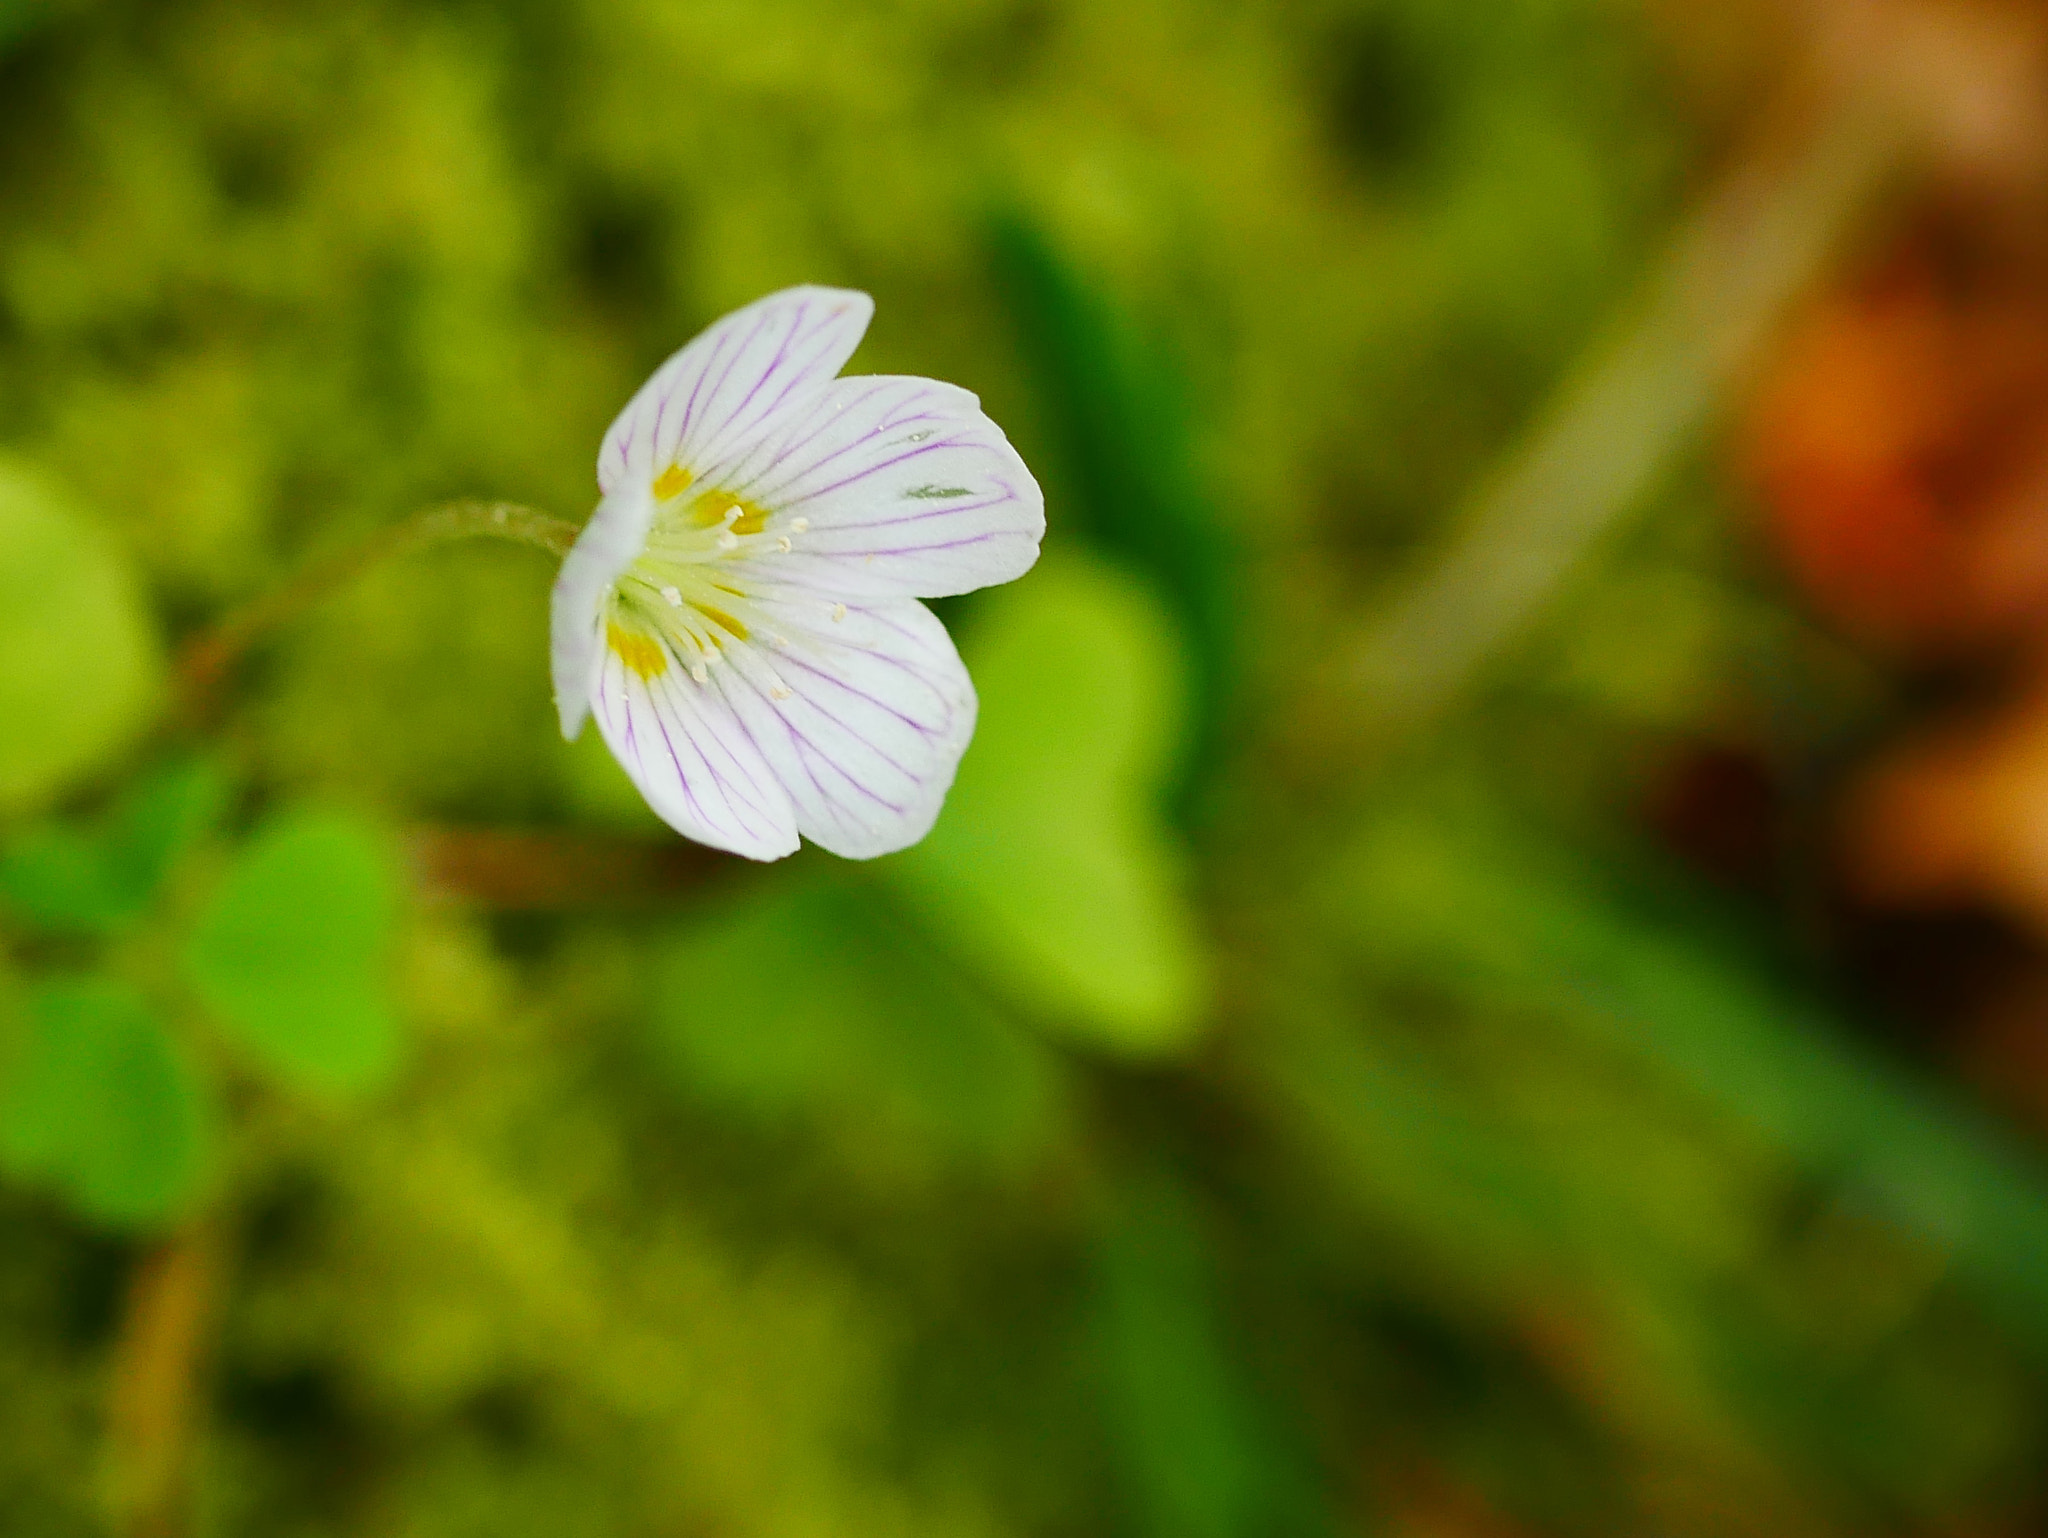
[551,286,1045,861]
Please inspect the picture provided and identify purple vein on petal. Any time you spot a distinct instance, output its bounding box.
[776,436,990,509]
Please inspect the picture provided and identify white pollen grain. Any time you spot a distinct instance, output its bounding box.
[691,662,708,683]
[660,585,683,607]
[776,535,792,553]
[790,518,809,533]
[831,603,847,622]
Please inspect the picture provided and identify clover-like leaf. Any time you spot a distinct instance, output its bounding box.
[0,759,227,936]
[0,976,211,1228]
[886,556,1209,1054]
[0,457,163,815]
[184,809,402,1096]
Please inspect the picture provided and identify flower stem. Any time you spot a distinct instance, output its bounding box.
[178,500,578,721]
[107,1221,226,1538]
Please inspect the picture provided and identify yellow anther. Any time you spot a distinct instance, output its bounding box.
[606,622,667,679]
[653,464,694,501]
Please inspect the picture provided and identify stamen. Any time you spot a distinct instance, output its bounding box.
[717,530,740,551]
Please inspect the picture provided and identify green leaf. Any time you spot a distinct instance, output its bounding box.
[652,878,1062,1171]
[184,809,402,1096]
[886,556,1209,1055]
[990,217,1239,807]
[0,823,138,935]
[0,759,227,936]
[0,457,163,815]
[107,758,229,900]
[0,976,210,1228]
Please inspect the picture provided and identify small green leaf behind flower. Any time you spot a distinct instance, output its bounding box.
[0,976,211,1228]
[0,759,227,936]
[887,556,1210,1056]
[184,809,403,1097]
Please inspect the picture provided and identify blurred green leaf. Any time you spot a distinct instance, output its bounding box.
[108,757,228,900]
[0,458,164,815]
[0,976,209,1227]
[184,809,401,1096]
[0,824,136,935]
[0,758,226,936]
[652,878,1061,1171]
[990,217,1237,807]
[888,556,1209,1055]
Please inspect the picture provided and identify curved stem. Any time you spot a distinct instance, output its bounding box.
[178,500,579,720]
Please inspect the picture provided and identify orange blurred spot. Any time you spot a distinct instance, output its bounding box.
[1743,246,2048,652]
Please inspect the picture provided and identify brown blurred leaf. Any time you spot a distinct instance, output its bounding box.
[1846,667,2048,923]
[1746,245,2048,650]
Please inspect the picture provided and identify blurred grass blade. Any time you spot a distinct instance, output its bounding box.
[1346,807,2048,1348]
[1093,1172,1298,1538]
[184,809,402,1096]
[989,215,1237,806]
[0,976,210,1228]
[1337,92,1902,743]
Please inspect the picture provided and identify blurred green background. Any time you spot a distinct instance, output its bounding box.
[8,0,2048,1534]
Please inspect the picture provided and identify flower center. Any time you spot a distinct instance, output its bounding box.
[603,475,809,685]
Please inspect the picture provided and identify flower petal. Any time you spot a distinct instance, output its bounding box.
[721,375,1044,600]
[550,488,654,739]
[706,596,976,859]
[599,286,874,499]
[587,640,800,861]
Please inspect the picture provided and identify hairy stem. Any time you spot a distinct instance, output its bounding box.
[178,500,579,720]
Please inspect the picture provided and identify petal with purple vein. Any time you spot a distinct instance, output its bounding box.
[588,641,799,860]
[720,375,1044,601]
[599,287,874,499]
[708,596,975,859]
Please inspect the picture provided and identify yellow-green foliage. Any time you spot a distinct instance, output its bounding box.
[4,2,2043,1537]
